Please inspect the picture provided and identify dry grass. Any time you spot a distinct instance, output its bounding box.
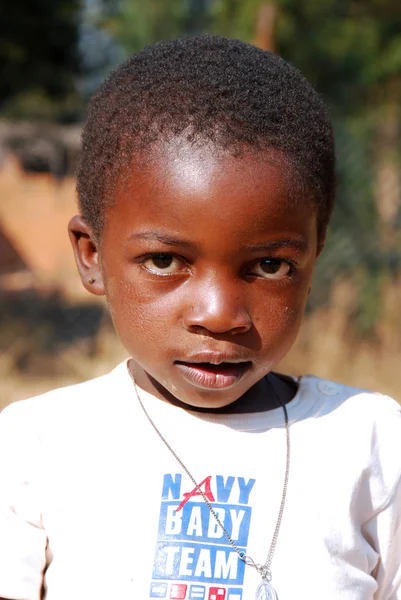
[1,279,401,410]
[0,325,127,410]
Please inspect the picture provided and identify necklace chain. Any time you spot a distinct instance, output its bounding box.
[131,374,290,582]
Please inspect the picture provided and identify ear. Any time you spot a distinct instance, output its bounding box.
[68,215,105,296]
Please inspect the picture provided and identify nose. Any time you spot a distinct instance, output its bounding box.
[183,275,252,335]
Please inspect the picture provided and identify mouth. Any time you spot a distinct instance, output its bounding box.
[174,359,252,390]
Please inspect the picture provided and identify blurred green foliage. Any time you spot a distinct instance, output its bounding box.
[98,0,189,53]
[0,0,82,121]
[209,0,401,114]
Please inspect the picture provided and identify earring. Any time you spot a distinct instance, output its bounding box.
[88,277,95,284]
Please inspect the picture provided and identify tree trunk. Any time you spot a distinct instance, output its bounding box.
[253,2,277,53]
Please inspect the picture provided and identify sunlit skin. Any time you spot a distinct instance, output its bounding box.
[69,139,323,412]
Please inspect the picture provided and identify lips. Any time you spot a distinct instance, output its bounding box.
[174,359,252,390]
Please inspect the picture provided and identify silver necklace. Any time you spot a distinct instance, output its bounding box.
[131,374,290,600]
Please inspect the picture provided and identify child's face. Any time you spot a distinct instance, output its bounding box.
[71,139,321,409]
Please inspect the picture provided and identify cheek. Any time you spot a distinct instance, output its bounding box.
[255,303,302,333]
[105,278,175,348]
[253,285,309,339]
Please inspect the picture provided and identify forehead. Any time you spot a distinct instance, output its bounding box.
[105,139,317,243]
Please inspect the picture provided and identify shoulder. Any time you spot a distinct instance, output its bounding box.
[299,374,400,420]
[295,374,401,460]
[0,360,131,432]
[299,375,401,499]
[299,375,401,445]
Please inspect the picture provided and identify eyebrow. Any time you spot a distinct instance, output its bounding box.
[129,232,309,253]
[243,239,309,253]
[128,232,196,249]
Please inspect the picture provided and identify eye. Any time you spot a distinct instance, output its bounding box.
[251,258,291,279]
[141,253,183,275]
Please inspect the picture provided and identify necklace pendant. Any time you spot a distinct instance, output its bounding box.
[256,580,278,600]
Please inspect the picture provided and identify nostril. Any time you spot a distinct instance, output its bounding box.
[184,311,252,335]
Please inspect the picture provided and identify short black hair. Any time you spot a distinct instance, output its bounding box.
[77,35,335,240]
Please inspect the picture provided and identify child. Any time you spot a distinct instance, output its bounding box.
[0,35,400,600]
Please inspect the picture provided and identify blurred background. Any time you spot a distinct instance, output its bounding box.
[1,0,400,408]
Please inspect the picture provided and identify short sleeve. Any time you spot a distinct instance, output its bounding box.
[364,478,401,599]
[0,403,47,600]
[363,403,401,600]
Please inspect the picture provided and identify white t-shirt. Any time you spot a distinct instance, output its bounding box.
[0,361,400,600]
